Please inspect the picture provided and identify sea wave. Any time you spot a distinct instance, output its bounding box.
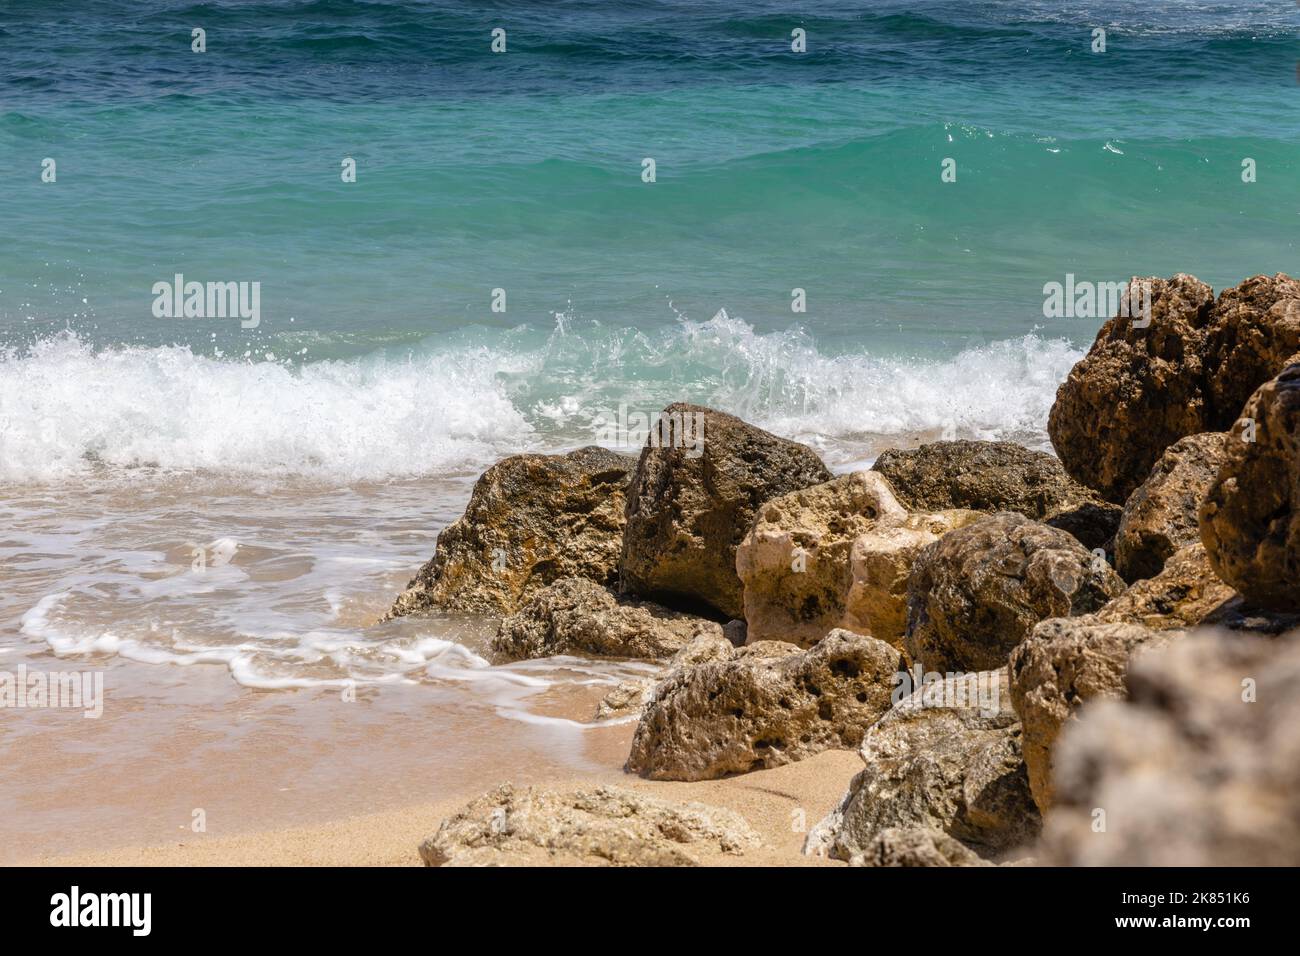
[0,331,539,482]
[0,316,1083,482]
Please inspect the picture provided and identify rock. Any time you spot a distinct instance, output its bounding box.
[1042,630,1300,866]
[492,577,723,662]
[722,619,748,646]
[593,678,657,721]
[419,783,761,867]
[1049,273,1300,503]
[662,629,737,668]
[1202,274,1300,426]
[806,669,1040,861]
[904,513,1125,672]
[1200,363,1300,611]
[868,439,1120,552]
[845,511,982,649]
[871,440,1098,518]
[1008,540,1300,815]
[386,447,634,618]
[849,827,993,868]
[1009,617,1181,812]
[1048,274,1217,503]
[1115,432,1230,582]
[592,631,735,721]
[1094,542,1235,628]
[625,629,903,780]
[620,403,831,620]
[735,471,908,647]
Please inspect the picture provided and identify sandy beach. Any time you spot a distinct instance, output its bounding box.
[19,719,859,867]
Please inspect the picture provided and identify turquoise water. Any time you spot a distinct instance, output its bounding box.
[2,0,1298,479]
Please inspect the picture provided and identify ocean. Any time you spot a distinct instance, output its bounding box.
[0,0,1297,855]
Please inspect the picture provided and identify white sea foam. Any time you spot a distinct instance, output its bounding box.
[0,331,537,482]
[0,320,1081,481]
[662,311,1084,453]
[16,584,647,728]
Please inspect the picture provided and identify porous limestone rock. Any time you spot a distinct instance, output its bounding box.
[492,576,722,661]
[1008,617,1180,812]
[1010,543,1300,810]
[1009,542,1300,811]
[735,471,908,646]
[1200,363,1300,612]
[1049,273,1300,503]
[592,631,735,721]
[1048,274,1218,503]
[625,629,903,780]
[386,446,634,618]
[1089,542,1298,633]
[1042,630,1300,866]
[845,510,982,649]
[1114,432,1230,582]
[619,403,831,620]
[1202,275,1300,426]
[419,783,761,867]
[593,678,658,721]
[870,439,1098,519]
[805,669,1039,861]
[904,512,1125,672]
[849,827,994,868]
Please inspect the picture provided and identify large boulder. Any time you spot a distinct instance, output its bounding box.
[904,513,1125,672]
[419,783,761,866]
[1202,275,1300,425]
[845,511,982,649]
[1049,273,1300,503]
[805,669,1039,861]
[1114,432,1230,583]
[625,629,903,781]
[871,439,1098,518]
[1042,630,1300,866]
[620,404,831,620]
[1048,274,1217,503]
[492,577,723,662]
[1200,363,1300,612]
[735,472,907,646]
[1009,617,1180,813]
[386,447,634,618]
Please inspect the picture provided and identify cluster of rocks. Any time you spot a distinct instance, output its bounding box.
[1048,272,1300,503]
[804,669,1040,865]
[397,272,1300,867]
